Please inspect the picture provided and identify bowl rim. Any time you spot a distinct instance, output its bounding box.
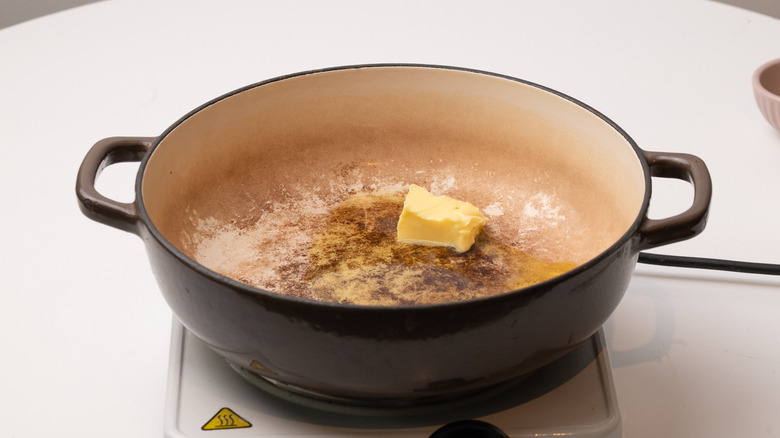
[753,57,780,102]
[133,63,652,311]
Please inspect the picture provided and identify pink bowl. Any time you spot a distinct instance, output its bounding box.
[753,58,780,132]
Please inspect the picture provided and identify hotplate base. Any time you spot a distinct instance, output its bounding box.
[164,320,621,437]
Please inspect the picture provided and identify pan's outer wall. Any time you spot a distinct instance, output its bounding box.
[142,221,637,400]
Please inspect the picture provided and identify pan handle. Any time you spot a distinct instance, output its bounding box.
[76,136,154,235]
[635,151,712,251]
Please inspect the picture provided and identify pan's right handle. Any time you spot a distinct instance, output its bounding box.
[635,151,712,251]
[76,136,154,235]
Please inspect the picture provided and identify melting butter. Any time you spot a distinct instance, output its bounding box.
[397,184,488,252]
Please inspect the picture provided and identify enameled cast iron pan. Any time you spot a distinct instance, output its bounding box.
[77,65,711,405]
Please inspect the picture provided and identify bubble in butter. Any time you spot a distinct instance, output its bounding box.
[397,184,488,252]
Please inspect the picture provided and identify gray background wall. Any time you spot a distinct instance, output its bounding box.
[714,0,780,18]
[2,0,100,29]
[1,0,779,30]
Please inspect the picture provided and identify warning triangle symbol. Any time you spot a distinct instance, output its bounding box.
[201,407,252,431]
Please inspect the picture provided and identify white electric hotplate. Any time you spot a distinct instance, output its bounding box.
[164,319,621,438]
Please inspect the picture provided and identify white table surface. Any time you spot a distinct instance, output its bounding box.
[2,1,779,437]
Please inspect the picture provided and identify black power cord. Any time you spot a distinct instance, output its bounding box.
[638,252,780,276]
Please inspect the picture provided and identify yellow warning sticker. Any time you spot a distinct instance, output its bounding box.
[201,407,252,431]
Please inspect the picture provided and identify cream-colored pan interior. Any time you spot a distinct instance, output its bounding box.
[141,67,646,302]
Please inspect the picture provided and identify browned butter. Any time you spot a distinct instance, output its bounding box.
[302,192,577,305]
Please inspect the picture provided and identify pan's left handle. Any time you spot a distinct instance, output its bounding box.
[76,136,154,235]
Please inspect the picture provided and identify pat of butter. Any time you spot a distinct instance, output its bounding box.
[397,184,488,253]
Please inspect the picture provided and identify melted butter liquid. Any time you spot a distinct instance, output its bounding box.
[304,193,577,306]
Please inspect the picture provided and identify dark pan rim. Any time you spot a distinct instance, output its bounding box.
[134,63,651,312]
